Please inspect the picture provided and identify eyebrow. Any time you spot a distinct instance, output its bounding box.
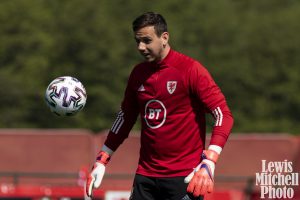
[135,35,152,40]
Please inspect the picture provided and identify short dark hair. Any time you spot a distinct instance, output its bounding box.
[132,12,168,36]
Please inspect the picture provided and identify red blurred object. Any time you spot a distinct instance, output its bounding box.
[0,184,104,199]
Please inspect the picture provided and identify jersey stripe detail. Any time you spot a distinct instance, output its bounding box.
[111,110,124,134]
[213,107,223,126]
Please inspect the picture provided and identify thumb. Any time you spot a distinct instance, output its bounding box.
[184,171,194,183]
[87,175,96,197]
[184,163,202,183]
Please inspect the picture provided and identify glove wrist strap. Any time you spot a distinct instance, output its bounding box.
[96,151,111,165]
[203,150,219,164]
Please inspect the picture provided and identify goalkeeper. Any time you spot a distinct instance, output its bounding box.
[86,12,234,200]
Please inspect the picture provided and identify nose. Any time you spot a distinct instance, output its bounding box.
[137,42,146,51]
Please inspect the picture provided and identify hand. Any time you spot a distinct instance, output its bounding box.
[86,151,111,197]
[184,149,219,197]
[86,162,106,197]
[185,159,215,197]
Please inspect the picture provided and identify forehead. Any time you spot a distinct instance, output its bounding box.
[134,26,157,38]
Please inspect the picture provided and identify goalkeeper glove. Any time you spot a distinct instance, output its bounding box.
[86,148,112,197]
[184,146,221,197]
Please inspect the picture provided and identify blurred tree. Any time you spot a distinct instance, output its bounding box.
[0,0,299,134]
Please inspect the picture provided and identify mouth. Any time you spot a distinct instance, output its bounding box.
[140,52,152,59]
[142,52,150,57]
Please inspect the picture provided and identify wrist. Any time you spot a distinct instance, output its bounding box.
[96,151,111,165]
[203,145,222,164]
[208,144,222,154]
[203,150,219,164]
[101,144,114,155]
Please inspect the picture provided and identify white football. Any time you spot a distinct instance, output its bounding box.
[45,76,87,116]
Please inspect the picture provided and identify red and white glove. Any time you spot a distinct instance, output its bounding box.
[86,146,113,197]
[184,145,221,197]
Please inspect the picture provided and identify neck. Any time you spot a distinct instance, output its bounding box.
[157,45,171,62]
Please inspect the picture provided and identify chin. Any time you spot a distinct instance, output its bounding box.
[144,57,155,62]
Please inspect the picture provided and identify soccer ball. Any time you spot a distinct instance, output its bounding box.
[45,76,87,116]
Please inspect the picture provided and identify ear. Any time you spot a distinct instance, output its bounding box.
[161,32,169,45]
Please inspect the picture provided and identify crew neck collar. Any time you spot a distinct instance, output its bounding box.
[155,48,174,67]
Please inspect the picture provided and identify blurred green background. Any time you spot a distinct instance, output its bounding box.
[0,0,299,134]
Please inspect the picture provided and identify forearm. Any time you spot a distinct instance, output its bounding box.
[104,109,138,151]
[210,105,234,148]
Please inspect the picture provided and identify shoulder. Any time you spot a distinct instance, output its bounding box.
[131,62,151,75]
[171,50,206,73]
[172,50,195,65]
[126,62,152,88]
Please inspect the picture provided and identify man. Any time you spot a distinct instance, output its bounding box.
[86,12,234,200]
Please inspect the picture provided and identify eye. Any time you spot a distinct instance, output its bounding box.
[142,38,152,44]
[135,37,152,45]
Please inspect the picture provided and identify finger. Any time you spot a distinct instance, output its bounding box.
[193,176,203,197]
[86,176,95,197]
[199,177,209,195]
[85,176,92,196]
[184,171,195,183]
[187,173,200,194]
[207,179,214,193]
[187,176,196,193]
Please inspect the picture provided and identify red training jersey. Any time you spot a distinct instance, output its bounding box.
[104,49,234,177]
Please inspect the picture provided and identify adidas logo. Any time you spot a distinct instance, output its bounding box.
[138,84,145,92]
